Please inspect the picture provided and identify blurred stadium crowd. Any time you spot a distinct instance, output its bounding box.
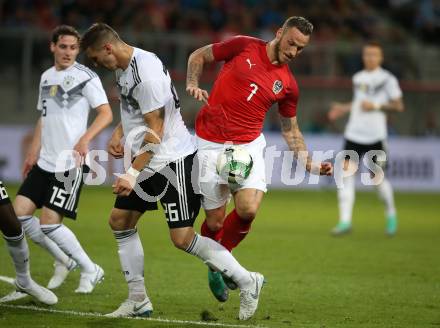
[0,0,439,135]
[1,0,439,44]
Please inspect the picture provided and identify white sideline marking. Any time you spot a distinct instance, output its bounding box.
[0,304,267,328]
[0,275,15,285]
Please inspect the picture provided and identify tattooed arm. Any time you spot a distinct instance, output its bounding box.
[280,116,333,176]
[186,45,215,103]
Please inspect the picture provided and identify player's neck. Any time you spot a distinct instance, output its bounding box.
[54,62,74,71]
[365,65,381,72]
[266,41,276,64]
[116,44,134,70]
[266,41,280,65]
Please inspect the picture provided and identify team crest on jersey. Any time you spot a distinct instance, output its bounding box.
[49,85,58,97]
[272,80,283,94]
[359,83,369,93]
[63,76,75,89]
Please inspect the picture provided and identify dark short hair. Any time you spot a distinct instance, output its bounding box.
[282,16,314,36]
[51,25,80,44]
[364,40,383,50]
[81,23,121,51]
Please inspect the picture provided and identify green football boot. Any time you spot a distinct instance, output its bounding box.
[208,269,229,302]
[386,214,397,236]
[331,222,352,236]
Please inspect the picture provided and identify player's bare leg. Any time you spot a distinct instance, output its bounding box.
[201,205,226,241]
[202,188,264,251]
[13,195,76,289]
[106,208,153,318]
[172,226,265,320]
[226,188,263,250]
[40,207,103,293]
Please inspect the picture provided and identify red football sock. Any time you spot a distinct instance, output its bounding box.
[221,209,252,252]
[200,219,223,242]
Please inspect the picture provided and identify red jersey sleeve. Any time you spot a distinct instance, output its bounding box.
[278,93,297,117]
[212,35,261,62]
[278,80,299,118]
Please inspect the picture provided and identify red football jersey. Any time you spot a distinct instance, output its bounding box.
[195,35,299,144]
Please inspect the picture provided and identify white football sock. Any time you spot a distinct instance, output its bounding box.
[41,224,95,273]
[376,178,396,217]
[4,228,32,287]
[113,228,147,301]
[186,234,252,289]
[337,174,355,224]
[18,216,70,266]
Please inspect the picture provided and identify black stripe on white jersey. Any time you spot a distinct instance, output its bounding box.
[131,57,142,84]
[74,64,97,79]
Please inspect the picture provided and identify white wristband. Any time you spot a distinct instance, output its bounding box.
[127,167,140,178]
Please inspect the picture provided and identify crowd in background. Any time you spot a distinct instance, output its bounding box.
[1,0,439,44]
[0,0,438,136]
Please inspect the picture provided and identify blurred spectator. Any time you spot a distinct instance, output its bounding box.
[415,0,440,43]
[1,0,437,46]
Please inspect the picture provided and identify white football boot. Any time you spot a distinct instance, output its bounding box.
[105,297,153,318]
[47,258,78,289]
[14,280,58,305]
[0,290,28,303]
[74,264,104,294]
[239,272,265,320]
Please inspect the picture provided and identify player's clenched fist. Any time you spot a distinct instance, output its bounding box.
[186,85,209,104]
[319,162,333,176]
[108,136,124,159]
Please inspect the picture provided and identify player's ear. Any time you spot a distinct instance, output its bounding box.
[50,42,56,53]
[103,43,113,54]
[275,28,283,40]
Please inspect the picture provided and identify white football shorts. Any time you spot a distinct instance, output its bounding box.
[196,134,267,210]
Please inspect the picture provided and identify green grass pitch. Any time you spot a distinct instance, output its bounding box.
[0,186,439,327]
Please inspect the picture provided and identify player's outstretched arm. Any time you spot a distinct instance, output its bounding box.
[361,97,404,112]
[280,116,333,176]
[74,104,113,157]
[22,118,42,178]
[108,122,124,159]
[328,102,352,122]
[186,45,214,103]
[112,108,164,197]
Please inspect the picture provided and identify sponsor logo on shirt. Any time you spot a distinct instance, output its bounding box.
[246,58,256,69]
[49,85,58,97]
[272,80,283,94]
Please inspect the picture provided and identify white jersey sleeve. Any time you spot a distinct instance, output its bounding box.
[37,76,44,111]
[82,76,109,109]
[134,79,172,114]
[385,75,402,101]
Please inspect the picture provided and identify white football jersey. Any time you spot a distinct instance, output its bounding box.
[36,62,109,172]
[345,67,402,144]
[116,47,196,170]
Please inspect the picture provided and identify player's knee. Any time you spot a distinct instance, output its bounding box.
[206,218,224,232]
[108,213,125,231]
[205,207,226,230]
[235,204,258,221]
[13,204,29,218]
[171,234,192,250]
